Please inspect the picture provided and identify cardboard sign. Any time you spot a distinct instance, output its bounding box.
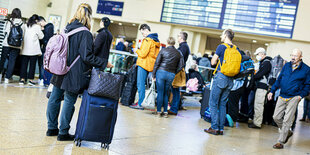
[0,8,8,16]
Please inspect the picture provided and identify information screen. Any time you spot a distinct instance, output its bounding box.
[161,0,299,38]
[97,0,124,16]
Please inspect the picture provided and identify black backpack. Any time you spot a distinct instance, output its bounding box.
[7,20,23,47]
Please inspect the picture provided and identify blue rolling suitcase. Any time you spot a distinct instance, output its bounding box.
[74,90,118,149]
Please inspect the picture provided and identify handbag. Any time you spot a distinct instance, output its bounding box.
[88,68,124,100]
[141,80,156,109]
[172,68,186,88]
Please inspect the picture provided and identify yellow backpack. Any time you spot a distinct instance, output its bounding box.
[213,43,242,77]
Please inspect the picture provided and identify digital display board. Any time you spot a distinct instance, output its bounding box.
[161,0,299,38]
[97,0,124,16]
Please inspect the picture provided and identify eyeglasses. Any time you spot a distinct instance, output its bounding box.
[290,54,299,58]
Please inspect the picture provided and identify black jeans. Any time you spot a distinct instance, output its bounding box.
[20,55,38,80]
[0,46,10,74]
[3,47,20,79]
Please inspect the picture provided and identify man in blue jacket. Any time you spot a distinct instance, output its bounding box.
[268,49,310,149]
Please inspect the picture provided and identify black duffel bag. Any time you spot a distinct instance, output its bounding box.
[88,68,124,100]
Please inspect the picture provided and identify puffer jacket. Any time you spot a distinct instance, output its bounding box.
[152,46,184,78]
[136,33,160,72]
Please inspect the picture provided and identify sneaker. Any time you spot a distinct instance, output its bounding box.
[129,104,144,110]
[19,80,25,85]
[273,143,284,149]
[204,127,219,135]
[46,129,59,136]
[163,112,168,118]
[57,134,75,141]
[28,81,36,86]
[39,79,44,86]
[248,123,261,129]
[4,78,9,84]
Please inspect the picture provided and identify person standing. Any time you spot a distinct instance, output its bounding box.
[267,49,310,149]
[153,37,183,117]
[20,14,44,85]
[38,16,54,86]
[204,29,241,135]
[130,24,160,110]
[248,47,272,129]
[0,8,25,84]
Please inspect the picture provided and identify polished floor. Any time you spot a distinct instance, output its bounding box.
[0,82,310,155]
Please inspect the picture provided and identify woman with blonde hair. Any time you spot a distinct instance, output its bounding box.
[46,3,111,141]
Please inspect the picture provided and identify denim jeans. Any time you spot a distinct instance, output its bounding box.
[3,47,20,79]
[209,72,233,131]
[38,55,44,80]
[170,87,180,114]
[156,70,175,113]
[46,86,78,135]
[137,66,149,106]
[303,98,310,119]
[247,90,256,119]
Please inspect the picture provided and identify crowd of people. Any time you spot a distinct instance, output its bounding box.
[0,3,309,150]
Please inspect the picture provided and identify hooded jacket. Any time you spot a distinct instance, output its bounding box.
[136,33,160,72]
[50,20,107,94]
[254,56,272,90]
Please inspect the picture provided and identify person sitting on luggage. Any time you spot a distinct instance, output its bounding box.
[198,54,211,81]
[248,47,272,129]
[46,3,113,141]
[152,37,184,118]
[267,49,310,149]
[188,64,205,91]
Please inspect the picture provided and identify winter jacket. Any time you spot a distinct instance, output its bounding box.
[199,57,211,67]
[270,61,310,98]
[21,24,44,56]
[93,27,113,70]
[254,56,272,90]
[152,46,184,78]
[40,23,54,53]
[115,41,126,51]
[136,33,160,72]
[3,18,26,49]
[188,68,205,90]
[50,20,107,94]
[178,42,190,63]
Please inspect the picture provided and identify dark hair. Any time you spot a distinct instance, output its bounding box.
[179,31,188,41]
[10,8,22,19]
[203,54,209,58]
[27,14,39,27]
[38,16,46,22]
[139,24,151,31]
[224,29,234,41]
[101,17,110,28]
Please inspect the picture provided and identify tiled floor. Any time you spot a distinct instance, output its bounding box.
[0,83,310,155]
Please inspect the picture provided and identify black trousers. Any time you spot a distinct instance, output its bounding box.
[38,55,44,79]
[0,46,10,74]
[20,55,38,80]
[227,86,245,121]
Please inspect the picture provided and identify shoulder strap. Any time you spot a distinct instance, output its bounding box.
[67,27,89,36]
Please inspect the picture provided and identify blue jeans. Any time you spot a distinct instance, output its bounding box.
[137,66,149,106]
[170,87,180,114]
[156,70,175,113]
[46,86,78,135]
[303,98,310,119]
[209,72,233,131]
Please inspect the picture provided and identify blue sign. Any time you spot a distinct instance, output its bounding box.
[97,0,124,16]
[161,0,299,38]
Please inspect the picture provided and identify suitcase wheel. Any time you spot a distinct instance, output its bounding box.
[75,139,82,147]
[101,143,109,150]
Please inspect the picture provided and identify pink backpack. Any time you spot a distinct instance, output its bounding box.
[43,27,89,75]
[186,78,199,92]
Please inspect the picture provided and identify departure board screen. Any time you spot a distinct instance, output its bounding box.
[160,0,299,38]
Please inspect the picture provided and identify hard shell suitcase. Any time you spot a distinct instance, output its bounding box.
[120,65,137,106]
[74,90,118,149]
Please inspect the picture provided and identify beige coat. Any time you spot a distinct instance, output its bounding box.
[2,18,26,49]
[21,24,44,56]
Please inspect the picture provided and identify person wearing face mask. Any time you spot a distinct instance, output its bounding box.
[267,49,310,149]
[248,47,272,129]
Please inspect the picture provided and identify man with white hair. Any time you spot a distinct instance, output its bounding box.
[268,49,310,149]
[248,47,272,129]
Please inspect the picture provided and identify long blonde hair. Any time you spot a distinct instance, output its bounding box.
[69,3,92,29]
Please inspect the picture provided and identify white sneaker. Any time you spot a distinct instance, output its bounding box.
[4,78,9,84]
[39,79,44,86]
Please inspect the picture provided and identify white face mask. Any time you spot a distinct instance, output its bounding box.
[256,55,262,61]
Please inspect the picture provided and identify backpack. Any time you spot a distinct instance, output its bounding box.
[234,55,254,78]
[7,20,23,47]
[186,78,199,92]
[204,107,234,127]
[214,43,242,77]
[43,27,89,75]
[268,55,285,86]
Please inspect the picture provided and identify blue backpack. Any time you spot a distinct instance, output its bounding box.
[234,55,254,78]
[203,107,234,127]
